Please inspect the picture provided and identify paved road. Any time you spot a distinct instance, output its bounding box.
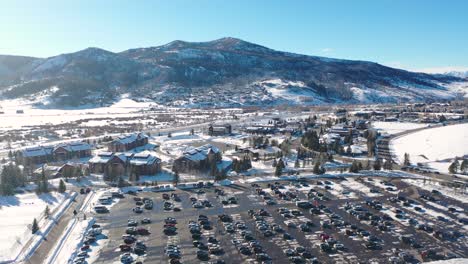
[27,191,87,264]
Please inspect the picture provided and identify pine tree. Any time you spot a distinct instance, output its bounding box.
[313,161,321,174]
[346,145,352,156]
[461,159,468,174]
[274,161,283,177]
[44,206,50,218]
[31,218,39,234]
[58,179,66,193]
[272,159,277,168]
[373,159,382,171]
[448,159,459,174]
[173,170,179,186]
[403,153,411,166]
[117,176,125,187]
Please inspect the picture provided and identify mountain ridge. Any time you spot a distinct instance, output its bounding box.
[0,38,465,108]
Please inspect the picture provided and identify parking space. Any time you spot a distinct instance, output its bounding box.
[90,177,467,264]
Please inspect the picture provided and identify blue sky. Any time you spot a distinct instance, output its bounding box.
[1,0,467,72]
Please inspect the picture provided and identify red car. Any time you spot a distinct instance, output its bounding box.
[120,244,132,252]
[137,228,150,235]
[80,245,90,251]
[319,233,330,241]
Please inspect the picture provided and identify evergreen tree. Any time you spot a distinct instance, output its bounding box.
[173,170,180,186]
[313,161,321,174]
[366,130,377,157]
[274,161,283,177]
[373,159,382,171]
[44,205,50,219]
[31,218,39,234]
[383,159,393,170]
[461,159,468,174]
[58,179,66,193]
[349,161,360,173]
[40,168,49,193]
[365,160,371,170]
[403,153,411,166]
[448,159,459,174]
[117,176,125,187]
[346,145,352,156]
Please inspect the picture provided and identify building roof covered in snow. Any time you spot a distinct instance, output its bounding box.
[88,152,114,164]
[112,133,148,145]
[182,144,220,162]
[22,146,53,157]
[129,151,161,166]
[54,142,92,152]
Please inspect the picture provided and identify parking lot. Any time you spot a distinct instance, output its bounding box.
[90,177,467,264]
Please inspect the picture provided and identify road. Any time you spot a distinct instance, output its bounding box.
[26,189,87,264]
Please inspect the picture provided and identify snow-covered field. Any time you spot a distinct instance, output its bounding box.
[0,98,153,130]
[0,192,69,262]
[372,121,429,135]
[392,123,468,173]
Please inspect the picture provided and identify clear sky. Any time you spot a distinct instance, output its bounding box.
[1,0,467,72]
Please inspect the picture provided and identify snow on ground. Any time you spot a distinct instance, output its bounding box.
[0,192,69,262]
[45,189,109,264]
[45,218,95,264]
[344,178,382,197]
[392,123,468,172]
[403,179,467,203]
[0,98,152,129]
[372,121,429,135]
[424,258,468,264]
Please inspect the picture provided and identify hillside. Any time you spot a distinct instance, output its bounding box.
[0,38,466,108]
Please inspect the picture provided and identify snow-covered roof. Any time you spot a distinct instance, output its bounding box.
[22,146,53,157]
[181,144,220,162]
[248,146,282,155]
[89,152,114,163]
[54,142,92,152]
[112,133,148,145]
[130,151,161,166]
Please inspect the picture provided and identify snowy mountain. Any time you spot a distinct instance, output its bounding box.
[443,71,468,79]
[0,37,466,107]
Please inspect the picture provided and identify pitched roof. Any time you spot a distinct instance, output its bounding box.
[129,151,161,166]
[112,133,148,145]
[22,146,53,157]
[181,144,220,162]
[54,142,92,152]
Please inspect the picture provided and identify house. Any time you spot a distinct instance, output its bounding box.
[89,151,161,176]
[328,125,358,137]
[20,146,54,166]
[173,144,222,173]
[108,133,149,152]
[129,152,161,176]
[208,124,232,136]
[88,152,115,174]
[20,141,92,166]
[53,142,92,161]
[245,146,282,160]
